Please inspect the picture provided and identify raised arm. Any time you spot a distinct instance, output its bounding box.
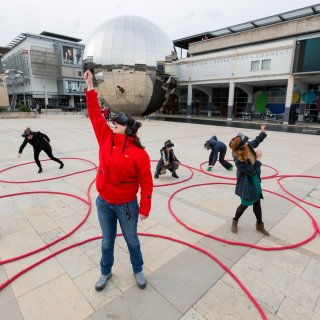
[249,125,267,149]
[84,70,111,145]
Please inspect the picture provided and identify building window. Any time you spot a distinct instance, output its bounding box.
[261,59,271,70]
[251,60,260,71]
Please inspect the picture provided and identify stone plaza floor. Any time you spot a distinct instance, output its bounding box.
[0,114,319,320]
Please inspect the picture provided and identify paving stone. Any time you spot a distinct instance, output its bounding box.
[230,252,320,310]
[17,274,93,320]
[277,297,320,320]
[302,258,320,288]
[0,265,23,320]
[194,280,263,319]
[87,283,181,320]
[148,247,227,313]
[251,238,311,276]
[222,269,285,314]
[74,267,122,311]
[179,308,207,320]
[197,220,262,263]
[55,246,95,279]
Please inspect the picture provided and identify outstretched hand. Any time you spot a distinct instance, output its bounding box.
[260,124,267,133]
[84,70,94,91]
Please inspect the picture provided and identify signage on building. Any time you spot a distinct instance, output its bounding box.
[62,46,83,66]
[176,42,294,82]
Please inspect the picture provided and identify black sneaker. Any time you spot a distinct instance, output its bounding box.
[154,172,159,179]
[59,163,64,169]
[95,273,112,291]
[172,172,179,179]
[38,168,43,173]
[134,271,146,289]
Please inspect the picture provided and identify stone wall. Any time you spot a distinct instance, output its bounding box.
[0,112,37,119]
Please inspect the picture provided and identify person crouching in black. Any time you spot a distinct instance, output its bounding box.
[18,127,64,173]
[154,140,180,179]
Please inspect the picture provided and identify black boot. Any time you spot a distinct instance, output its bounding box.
[154,171,160,179]
[38,168,43,173]
[172,171,179,179]
[59,162,64,169]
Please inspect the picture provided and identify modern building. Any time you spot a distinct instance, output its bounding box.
[169,4,320,124]
[1,31,85,110]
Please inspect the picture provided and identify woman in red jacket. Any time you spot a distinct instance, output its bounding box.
[84,70,153,291]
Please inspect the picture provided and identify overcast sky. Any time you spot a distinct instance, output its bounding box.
[0,0,318,46]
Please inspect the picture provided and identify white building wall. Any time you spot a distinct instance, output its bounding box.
[175,39,295,84]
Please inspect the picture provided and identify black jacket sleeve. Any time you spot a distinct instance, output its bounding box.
[18,139,28,154]
[249,132,267,149]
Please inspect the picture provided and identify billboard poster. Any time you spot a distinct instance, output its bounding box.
[65,80,86,94]
[62,46,83,65]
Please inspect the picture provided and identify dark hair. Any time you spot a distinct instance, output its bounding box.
[131,121,144,149]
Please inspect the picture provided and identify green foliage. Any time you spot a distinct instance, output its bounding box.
[16,104,30,112]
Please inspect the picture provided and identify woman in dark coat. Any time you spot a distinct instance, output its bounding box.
[18,127,64,173]
[229,124,269,235]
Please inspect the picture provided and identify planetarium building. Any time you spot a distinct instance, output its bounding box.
[169,4,320,125]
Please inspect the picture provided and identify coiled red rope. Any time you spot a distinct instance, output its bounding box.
[0,158,319,320]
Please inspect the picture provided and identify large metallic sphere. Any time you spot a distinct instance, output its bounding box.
[84,15,177,116]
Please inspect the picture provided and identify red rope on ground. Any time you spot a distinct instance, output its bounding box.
[1,159,319,320]
[277,175,320,209]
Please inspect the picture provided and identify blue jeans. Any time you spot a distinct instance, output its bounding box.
[96,195,143,275]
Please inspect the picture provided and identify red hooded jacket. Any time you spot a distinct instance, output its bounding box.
[86,90,153,216]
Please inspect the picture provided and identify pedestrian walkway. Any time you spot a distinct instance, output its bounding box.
[0,115,319,320]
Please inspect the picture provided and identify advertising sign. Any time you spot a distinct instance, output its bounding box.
[65,80,86,94]
[62,46,83,65]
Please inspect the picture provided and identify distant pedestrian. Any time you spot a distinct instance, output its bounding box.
[18,127,64,173]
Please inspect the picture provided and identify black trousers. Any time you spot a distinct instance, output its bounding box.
[34,147,63,169]
[155,159,179,174]
[209,149,233,170]
[234,200,263,224]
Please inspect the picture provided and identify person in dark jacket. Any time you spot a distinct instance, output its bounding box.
[84,70,153,292]
[18,127,64,173]
[204,135,233,171]
[154,140,180,179]
[229,124,269,236]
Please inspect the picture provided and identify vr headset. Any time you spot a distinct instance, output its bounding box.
[230,132,249,150]
[111,112,130,125]
[164,140,174,148]
[111,112,137,136]
[22,129,32,138]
